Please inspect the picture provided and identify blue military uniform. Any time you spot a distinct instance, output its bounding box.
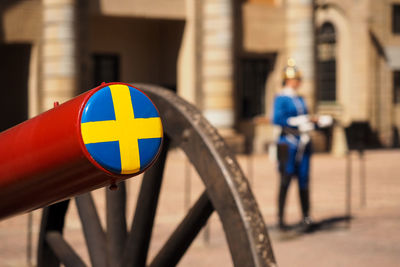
[273,86,313,228]
[273,87,311,189]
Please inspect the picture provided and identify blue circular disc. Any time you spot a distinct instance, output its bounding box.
[80,84,163,175]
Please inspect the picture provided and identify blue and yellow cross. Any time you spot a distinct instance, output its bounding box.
[80,84,163,175]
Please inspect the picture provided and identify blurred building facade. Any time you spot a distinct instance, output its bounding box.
[1,0,400,152]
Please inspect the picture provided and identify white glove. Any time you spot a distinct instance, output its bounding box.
[287,115,310,127]
[299,122,315,133]
[317,115,333,128]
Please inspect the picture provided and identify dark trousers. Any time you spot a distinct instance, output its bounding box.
[277,144,310,225]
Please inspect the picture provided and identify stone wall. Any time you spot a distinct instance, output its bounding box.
[99,0,185,19]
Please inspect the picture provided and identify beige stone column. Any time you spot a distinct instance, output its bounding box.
[285,0,314,108]
[201,0,234,128]
[28,45,40,118]
[41,0,78,111]
[178,0,198,105]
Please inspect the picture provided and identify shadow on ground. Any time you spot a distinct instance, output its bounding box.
[269,215,352,241]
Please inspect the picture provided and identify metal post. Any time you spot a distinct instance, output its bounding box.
[359,150,366,207]
[247,153,254,186]
[184,158,210,245]
[27,212,33,267]
[346,151,352,227]
[200,154,210,245]
[184,159,191,212]
[203,219,210,245]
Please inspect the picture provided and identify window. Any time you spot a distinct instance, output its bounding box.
[316,22,336,102]
[393,71,400,104]
[0,44,30,131]
[92,54,120,86]
[393,4,400,34]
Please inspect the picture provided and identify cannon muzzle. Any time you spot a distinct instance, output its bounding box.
[0,82,163,219]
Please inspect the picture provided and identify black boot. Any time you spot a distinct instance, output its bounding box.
[278,175,291,230]
[299,188,313,229]
[299,188,310,218]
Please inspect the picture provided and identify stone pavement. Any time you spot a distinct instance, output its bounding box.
[0,149,400,266]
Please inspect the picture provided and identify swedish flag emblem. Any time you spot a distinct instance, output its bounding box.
[80,84,163,175]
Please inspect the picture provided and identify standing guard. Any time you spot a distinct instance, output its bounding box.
[273,59,332,230]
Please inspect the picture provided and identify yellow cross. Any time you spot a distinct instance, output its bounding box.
[81,84,163,174]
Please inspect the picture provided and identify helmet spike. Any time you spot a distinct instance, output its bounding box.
[287,58,296,67]
[283,58,302,81]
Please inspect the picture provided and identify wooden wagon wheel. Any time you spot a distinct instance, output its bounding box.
[37,84,276,267]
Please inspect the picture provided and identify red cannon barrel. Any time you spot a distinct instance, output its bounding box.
[0,82,163,219]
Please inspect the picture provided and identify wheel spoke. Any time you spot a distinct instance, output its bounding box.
[46,231,87,267]
[75,193,108,267]
[106,181,127,266]
[37,200,70,267]
[121,138,170,267]
[149,191,214,267]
